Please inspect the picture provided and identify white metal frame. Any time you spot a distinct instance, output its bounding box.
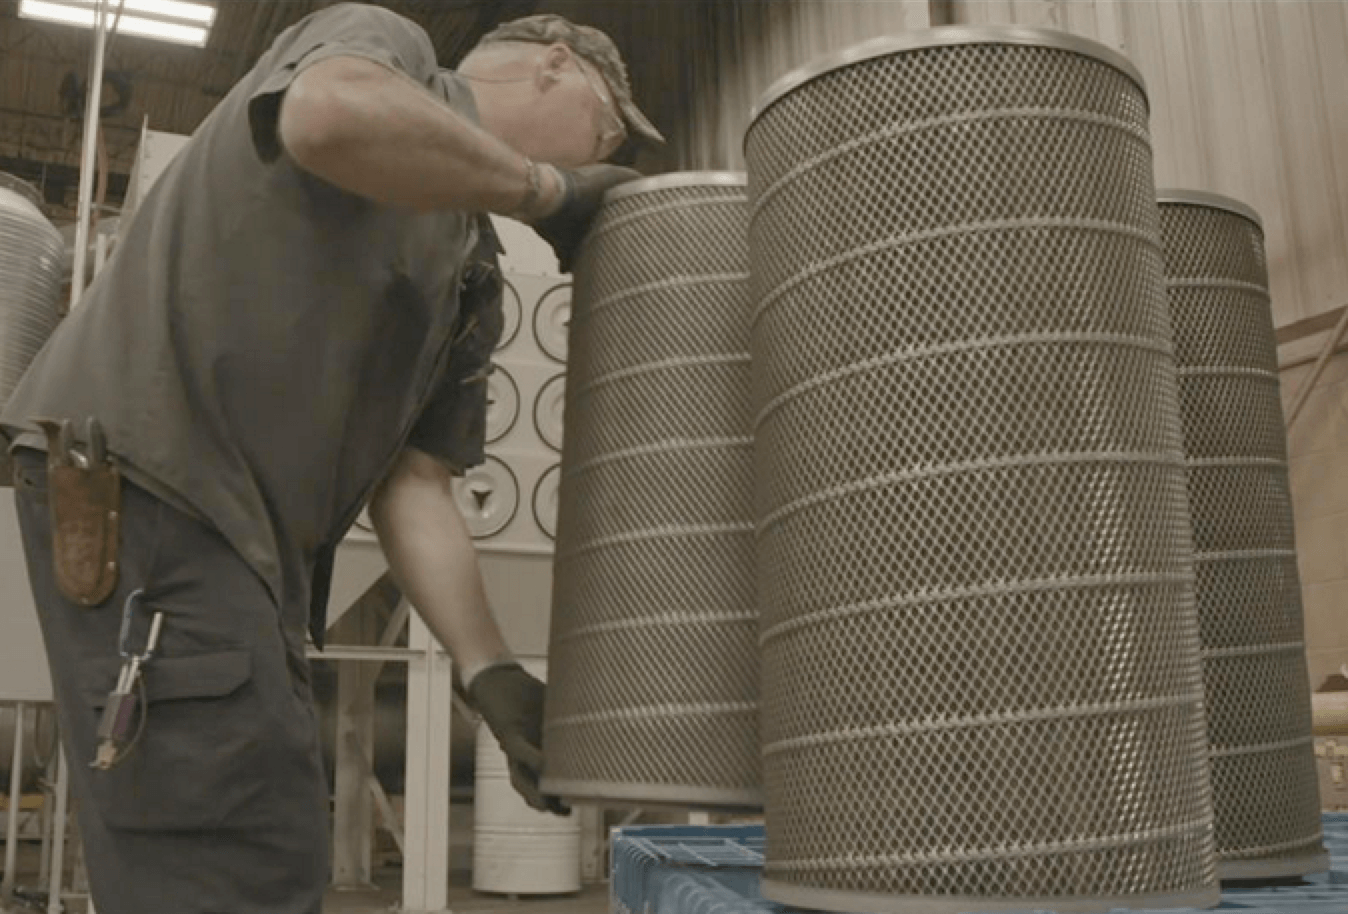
[400,617,454,913]
[2,704,27,901]
[308,605,458,913]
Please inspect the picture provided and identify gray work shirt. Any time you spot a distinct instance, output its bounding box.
[1,3,503,647]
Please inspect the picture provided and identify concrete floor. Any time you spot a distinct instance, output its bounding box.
[0,888,608,914]
[1,844,609,914]
[324,878,608,913]
[0,882,608,914]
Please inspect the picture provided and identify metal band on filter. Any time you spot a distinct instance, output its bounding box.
[1157,191,1328,881]
[542,173,761,809]
[746,28,1217,912]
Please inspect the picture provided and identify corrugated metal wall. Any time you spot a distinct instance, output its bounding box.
[664,1,931,171]
[946,0,1122,42]
[660,0,1348,329]
[677,0,932,169]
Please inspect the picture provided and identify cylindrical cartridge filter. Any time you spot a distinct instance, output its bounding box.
[542,173,761,810]
[746,28,1217,913]
[1158,191,1327,881]
[0,173,63,407]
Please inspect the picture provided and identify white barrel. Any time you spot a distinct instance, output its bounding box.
[473,658,580,895]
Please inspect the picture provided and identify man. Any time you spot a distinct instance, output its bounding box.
[0,4,661,912]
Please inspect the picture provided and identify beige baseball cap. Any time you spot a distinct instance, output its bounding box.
[478,14,665,147]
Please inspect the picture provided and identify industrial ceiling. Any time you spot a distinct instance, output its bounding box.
[0,0,545,219]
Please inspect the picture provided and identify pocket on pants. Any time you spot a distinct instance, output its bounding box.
[81,649,260,832]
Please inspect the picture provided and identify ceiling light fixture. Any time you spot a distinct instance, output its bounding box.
[18,0,216,47]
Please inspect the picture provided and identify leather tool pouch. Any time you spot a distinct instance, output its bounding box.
[48,459,121,607]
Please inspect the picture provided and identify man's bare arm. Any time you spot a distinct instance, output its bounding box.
[278,56,554,215]
[368,446,510,684]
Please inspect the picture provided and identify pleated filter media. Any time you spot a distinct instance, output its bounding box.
[542,174,762,810]
[1157,191,1327,881]
[744,28,1217,913]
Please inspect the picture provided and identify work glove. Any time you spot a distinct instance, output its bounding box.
[531,164,642,273]
[466,662,570,816]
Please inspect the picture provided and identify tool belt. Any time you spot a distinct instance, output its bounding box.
[34,417,121,607]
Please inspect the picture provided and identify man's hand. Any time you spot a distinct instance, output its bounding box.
[467,662,570,815]
[531,164,641,272]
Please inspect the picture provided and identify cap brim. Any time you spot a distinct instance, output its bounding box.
[618,96,665,147]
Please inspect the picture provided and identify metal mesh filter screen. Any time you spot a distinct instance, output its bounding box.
[1158,195,1327,881]
[541,175,762,809]
[0,175,63,407]
[746,32,1217,913]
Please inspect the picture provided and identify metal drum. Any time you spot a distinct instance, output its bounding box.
[542,173,760,809]
[0,174,63,407]
[1158,191,1327,881]
[746,28,1217,912]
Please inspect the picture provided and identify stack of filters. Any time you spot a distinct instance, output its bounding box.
[1157,192,1327,881]
[541,174,761,810]
[543,23,1323,914]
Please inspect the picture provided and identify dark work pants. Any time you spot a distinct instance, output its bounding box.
[11,452,329,914]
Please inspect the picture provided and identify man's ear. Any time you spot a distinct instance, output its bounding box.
[536,43,570,90]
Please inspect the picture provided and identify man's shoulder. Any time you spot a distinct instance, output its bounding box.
[286,2,431,48]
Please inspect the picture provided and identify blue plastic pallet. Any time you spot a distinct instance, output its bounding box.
[611,825,779,914]
[611,814,1348,914]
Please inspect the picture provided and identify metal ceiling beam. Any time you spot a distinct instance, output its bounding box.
[0,154,130,207]
[0,9,263,78]
[0,108,138,172]
[2,1,548,154]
